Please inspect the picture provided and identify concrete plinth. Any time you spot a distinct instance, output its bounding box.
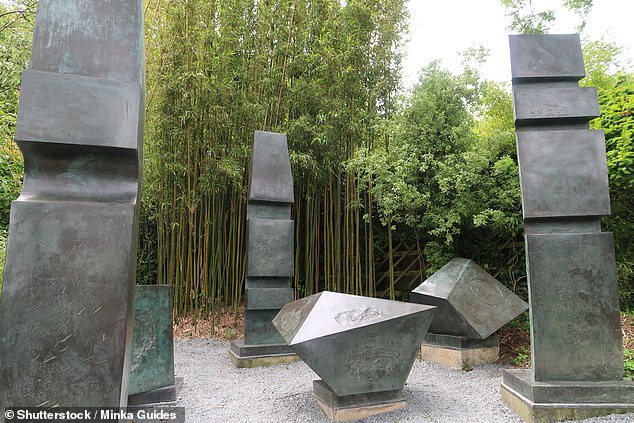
[128,377,184,406]
[420,333,499,370]
[229,340,300,368]
[312,379,406,421]
[501,369,634,423]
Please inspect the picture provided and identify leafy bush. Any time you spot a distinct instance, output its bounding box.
[0,143,23,227]
[624,348,634,380]
[592,74,634,308]
[0,228,6,295]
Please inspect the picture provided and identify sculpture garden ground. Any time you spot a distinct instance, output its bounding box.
[170,307,634,422]
[173,306,634,377]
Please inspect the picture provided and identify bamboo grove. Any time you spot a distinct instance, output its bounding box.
[3,0,630,319]
[142,0,409,317]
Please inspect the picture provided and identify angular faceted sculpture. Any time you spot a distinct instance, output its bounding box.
[410,258,527,339]
[273,291,436,396]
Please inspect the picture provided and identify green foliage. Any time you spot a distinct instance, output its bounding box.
[562,0,593,32]
[582,38,625,90]
[500,0,556,34]
[0,143,23,227]
[592,75,634,190]
[0,1,32,228]
[500,0,592,33]
[591,74,634,308]
[352,63,525,292]
[512,346,531,367]
[0,228,6,295]
[624,348,634,380]
[507,311,531,332]
[144,0,408,315]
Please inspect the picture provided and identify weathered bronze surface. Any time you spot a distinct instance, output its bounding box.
[0,0,144,413]
[509,34,585,82]
[128,285,175,399]
[247,219,294,278]
[527,233,622,381]
[410,258,527,339]
[517,130,610,219]
[248,131,294,204]
[508,33,622,382]
[273,291,436,396]
[232,131,296,362]
[502,33,629,423]
[512,85,599,125]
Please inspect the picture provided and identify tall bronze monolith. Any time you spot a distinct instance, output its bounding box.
[0,0,144,414]
[229,131,298,367]
[500,34,634,422]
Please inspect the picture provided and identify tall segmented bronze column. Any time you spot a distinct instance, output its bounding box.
[501,34,634,422]
[229,131,298,367]
[0,0,144,413]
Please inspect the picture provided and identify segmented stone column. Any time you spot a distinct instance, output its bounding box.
[501,34,634,422]
[229,131,298,367]
[0,0,144,412]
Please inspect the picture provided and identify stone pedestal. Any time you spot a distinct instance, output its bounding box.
[501,370,634,423]
[128,377,183,406]
[228,341,300,368]
[420,333,499,370]
[502,34,632,422]
[313,380,406,422]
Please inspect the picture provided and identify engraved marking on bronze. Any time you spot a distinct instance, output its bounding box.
[348,337,402,379]
[278,308,302,335]
[334,307,382,325]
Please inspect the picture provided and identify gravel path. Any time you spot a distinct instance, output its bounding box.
[174,339,634,422]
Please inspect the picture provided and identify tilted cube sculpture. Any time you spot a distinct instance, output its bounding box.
[500,34,634,422]
[410,258,527,369]
[273,291,436,421]
[229,131,298,367]
[0,0,145,414]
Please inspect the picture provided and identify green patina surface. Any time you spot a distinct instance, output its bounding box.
[128,285,175,396]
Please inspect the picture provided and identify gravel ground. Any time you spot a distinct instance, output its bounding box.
[174,339,634,422]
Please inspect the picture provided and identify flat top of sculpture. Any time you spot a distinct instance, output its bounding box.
[509,34,585,81]
[249,131,294,204]
[30,0,144,82]
[273,291,435,345]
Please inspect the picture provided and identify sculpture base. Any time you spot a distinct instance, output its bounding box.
[127,377,184,406]
[228,340,299,368]
[312,379,406,422]
[420,333,499,370]
[501,369,634,423]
